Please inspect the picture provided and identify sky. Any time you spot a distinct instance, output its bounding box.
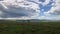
[0,0,60,20]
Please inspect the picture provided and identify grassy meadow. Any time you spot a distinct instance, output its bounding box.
[0,20,60,34]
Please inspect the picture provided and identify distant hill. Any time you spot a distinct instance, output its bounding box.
[16,19,40,22]
[0,19,60,22]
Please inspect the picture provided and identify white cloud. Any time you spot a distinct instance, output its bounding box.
[38,16,52,20]
[27,0,40,4]
[0,0,40,19]
[44,0,60,20]
[40,0,51,6]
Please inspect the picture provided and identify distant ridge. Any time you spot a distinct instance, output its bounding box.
[0,18,60,22]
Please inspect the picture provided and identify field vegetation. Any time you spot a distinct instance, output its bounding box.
[0,20,60,34]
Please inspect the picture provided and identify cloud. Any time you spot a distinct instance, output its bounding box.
[44,0,60,20]
[0,0,40,19]
[40,0,51,6]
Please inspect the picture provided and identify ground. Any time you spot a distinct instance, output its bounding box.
[0,20,60,34]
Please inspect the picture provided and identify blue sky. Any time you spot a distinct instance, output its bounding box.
[0,0,60,20]
[40,0,53,16]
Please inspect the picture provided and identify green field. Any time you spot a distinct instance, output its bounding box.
[0,20,60,34]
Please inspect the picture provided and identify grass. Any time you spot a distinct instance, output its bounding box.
[0,20,60,34]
